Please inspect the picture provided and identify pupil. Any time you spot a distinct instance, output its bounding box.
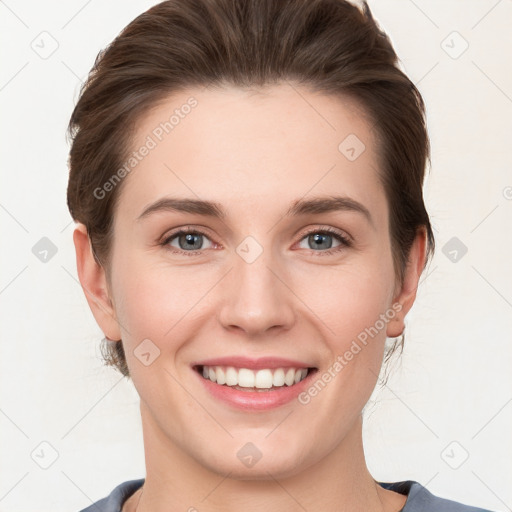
[311,233,331,249]
[182,233,201,250]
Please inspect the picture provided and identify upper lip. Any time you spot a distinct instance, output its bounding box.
[192,356,316,370]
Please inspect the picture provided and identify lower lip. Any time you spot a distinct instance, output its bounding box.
[193,367,317,411]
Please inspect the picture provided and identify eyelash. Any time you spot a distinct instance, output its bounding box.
[160,226,352,256]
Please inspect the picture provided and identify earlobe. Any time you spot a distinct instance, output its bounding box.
[73,223,122,341]
[386,228,427,338]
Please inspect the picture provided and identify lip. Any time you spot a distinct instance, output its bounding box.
[191,356,314,370]
[192,364,318,411]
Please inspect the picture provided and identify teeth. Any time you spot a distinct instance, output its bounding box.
[285,368,295,386]
[216,367,226,385]
[273,368,285,386]
[238,368,255,387]
[199,365,310,388]
[255,369,273,389]
[226,367,238,386]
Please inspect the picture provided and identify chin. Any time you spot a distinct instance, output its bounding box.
[195,440,314,481]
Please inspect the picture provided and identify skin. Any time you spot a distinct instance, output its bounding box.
[74,83,426,512]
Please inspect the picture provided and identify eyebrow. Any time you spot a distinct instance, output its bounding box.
[136,195,374,227]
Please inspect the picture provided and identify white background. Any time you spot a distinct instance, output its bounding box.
[0,0,511,510]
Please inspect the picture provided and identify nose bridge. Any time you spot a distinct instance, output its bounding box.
[218,237,295,335]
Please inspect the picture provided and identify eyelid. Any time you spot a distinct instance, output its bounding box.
[160,225,216,243]
[298,225,352,243]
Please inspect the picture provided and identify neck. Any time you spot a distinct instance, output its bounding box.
[133,401,404,512]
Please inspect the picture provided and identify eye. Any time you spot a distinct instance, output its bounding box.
[160,226,351,256]
[296,227,351,255]
[161,227,215,253]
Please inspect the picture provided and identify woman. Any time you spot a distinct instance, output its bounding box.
[67,0,496,510]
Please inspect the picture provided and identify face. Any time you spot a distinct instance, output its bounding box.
[80,83,421,480]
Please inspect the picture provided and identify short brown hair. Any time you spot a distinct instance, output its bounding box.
[67,0,435,378]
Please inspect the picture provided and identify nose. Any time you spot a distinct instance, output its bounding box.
[217,247,296,337]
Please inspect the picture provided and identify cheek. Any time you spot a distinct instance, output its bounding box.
[296,266,393,420]
[334,274,391,340]
[298,254,395,342]
[111,266,195,401]
[114,270,186,341]
[111,258,217,361]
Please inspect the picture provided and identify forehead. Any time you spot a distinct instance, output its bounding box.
[116,83,384,222]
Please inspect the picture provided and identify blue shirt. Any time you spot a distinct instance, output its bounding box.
[78,478,497,512]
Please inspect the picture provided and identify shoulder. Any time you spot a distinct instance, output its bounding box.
[78,479,145,512]
[79,478,498,512]
[378,480,498,512]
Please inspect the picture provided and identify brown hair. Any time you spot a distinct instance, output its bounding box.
[67,0,435,378]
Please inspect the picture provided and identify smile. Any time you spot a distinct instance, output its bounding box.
[192,364,318,410]
[196,365,312,390]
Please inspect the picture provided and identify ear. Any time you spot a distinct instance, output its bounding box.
[73,223,122,341]
[386,227,427,338]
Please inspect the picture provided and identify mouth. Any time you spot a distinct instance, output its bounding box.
[193,364,318,392]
